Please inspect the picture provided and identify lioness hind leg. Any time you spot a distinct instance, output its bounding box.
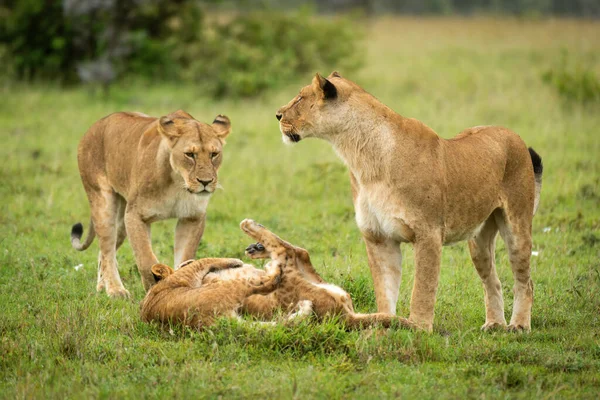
[468,214,507,331]
[89,187,130,299]
[495,209,534,332]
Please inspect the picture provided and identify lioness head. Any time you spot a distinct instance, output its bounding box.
[276,71,352,144]
[158,110,231,195]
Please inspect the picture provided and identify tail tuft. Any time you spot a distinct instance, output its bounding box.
[71,223,84,240]
[528,147,543,175]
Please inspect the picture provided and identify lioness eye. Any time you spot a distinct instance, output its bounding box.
[185,152,195,159]
[210,152,219,159]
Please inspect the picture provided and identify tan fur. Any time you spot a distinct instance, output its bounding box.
[140,258,282,329]
[71,110,232,297]
[276,72,543,332]
[238,219,412,329]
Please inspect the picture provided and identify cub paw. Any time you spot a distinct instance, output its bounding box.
[240,219,265,234]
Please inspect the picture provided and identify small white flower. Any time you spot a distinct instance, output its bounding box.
[543,227,551,233]
[74,264,84,271]
[531,251,539,257]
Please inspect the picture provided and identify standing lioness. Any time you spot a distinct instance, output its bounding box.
[71,110,231,298]
[276,72,543,332]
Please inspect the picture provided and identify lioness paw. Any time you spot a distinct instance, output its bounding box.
[106,287,131,299]
[507,324,531,333]
[481,321,507,332]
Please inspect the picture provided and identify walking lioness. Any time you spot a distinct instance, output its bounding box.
[276,72,543,332]
[71,110,231,297]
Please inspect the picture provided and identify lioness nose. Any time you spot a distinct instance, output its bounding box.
[276,113,282,121]
[197,178,213,186]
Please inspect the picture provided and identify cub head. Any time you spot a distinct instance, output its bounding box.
[151,263,174,282]
[158,110,231,195]
[276,71,351,144]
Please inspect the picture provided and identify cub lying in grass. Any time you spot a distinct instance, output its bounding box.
[141,220,411,331]
[140,258,282,330]
[238,219,412,329]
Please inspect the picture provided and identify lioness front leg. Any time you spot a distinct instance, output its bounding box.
[363,236,402,315]
[174,216,206,269]
[124,209,160,291]
[409,235,443,332]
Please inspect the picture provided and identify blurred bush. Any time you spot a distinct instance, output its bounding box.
[180,9,362,98]
[0,1,362,97]
[542,51,600,104]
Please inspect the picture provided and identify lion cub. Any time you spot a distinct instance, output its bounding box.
[239,219,412,329]
[140,258,282,330]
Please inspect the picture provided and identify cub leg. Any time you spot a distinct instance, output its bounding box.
[495,209,534,332]
[124,209,160,291]
[89,188,129,298]
[363,237,402,315]
[174,216,206,269]
[286,300,314,324]
[168,258,244,287]
[247,264,283,296]
[468,215,507,331]
[408,234,443,332]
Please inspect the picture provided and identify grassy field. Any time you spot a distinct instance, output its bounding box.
[1,17,599,398]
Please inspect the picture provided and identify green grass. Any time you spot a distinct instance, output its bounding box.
[1,17,599,398]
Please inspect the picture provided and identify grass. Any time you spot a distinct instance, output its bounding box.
[1,16,600,398]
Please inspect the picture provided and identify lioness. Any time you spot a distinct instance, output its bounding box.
[276,72,543,332]
[140,258,282,330]
[71,110,231,297]
[238,219,412,329]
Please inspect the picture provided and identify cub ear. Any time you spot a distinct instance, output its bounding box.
[212,115,232,143]
[328,71,342,79]
[151,263,174,282]
[312,73,337,100]
[157,116,180,141]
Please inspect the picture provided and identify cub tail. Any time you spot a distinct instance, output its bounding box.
[71,219,96,251]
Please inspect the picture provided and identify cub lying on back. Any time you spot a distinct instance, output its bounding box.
[140,258,282,330]
[238,219,412,329]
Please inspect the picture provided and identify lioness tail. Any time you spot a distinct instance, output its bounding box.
[528,147,543,215]
[71,219,96,251]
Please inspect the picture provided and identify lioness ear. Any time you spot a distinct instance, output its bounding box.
[151,264,174,282]
[212,115,231,143]
[328,71,342,79]
[312,73,337,100]
[157,116,180,141]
